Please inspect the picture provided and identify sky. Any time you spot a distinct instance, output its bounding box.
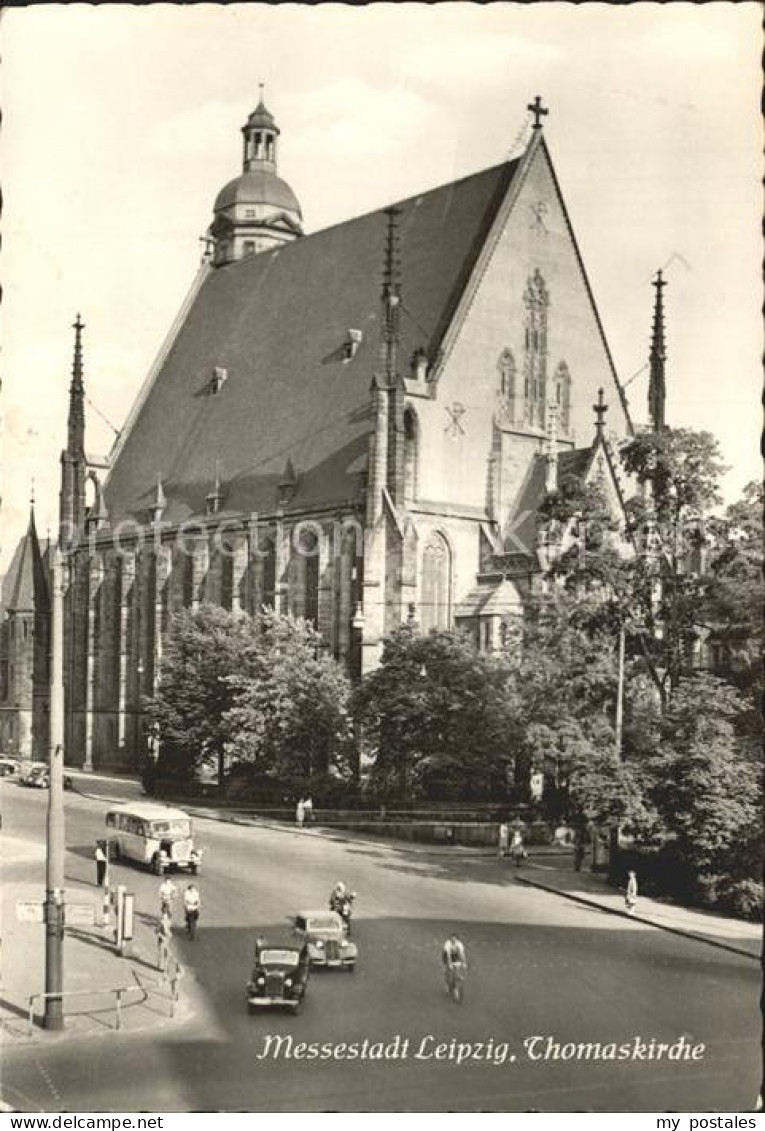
[1,2,761,567]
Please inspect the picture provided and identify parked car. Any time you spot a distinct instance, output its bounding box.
[19,763,48,787]
[246,937,310,1014]
[0,758,19,777]
[293,909,357,972]
[19,765,73,790]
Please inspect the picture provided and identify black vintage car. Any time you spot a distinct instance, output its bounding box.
[246,937,310,1015]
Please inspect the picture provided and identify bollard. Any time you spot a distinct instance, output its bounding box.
[115,989,122,1031]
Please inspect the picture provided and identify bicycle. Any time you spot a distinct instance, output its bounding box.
[185,908,199,940]
[445,960,466,1004]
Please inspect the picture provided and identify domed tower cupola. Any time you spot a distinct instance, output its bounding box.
[209,87,303,267]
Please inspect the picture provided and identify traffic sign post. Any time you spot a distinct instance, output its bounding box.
[65,904,95,928]
[16,902,44,923]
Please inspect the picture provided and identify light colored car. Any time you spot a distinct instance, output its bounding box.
[18,762,48,787]
[294,909,357,972]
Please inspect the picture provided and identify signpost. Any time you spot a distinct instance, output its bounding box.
[16,902,44,924]
[66,904,95,928]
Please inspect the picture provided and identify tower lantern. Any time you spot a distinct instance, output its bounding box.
[209,89,303,265]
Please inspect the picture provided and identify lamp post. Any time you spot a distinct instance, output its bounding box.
[45,546,66,1030]
[615,621,626,758]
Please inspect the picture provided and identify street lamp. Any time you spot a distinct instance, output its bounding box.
[45,546,67,1030]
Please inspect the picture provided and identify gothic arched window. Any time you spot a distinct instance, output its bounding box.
[522,269,549,429]
[403,406,419,504]
[498,349,516,421]
[554,361,572,434]
[260,535,276,611]
[295,526,319,627]
[421,532,451,633]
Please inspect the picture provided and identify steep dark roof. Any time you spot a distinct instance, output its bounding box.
[1,514,48,615]
[557,448,594,482]
[105,159,520,525]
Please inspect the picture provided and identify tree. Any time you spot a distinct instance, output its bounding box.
[353,624,518,802]
[704,480,763,693]
[146,605,352,792]
[619,427,728,706]
[146,604,257,784]
[637,675,762,897]
[224,610,353,792]
[509,593,653,832]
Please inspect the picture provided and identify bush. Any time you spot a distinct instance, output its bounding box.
[715,878,764,922]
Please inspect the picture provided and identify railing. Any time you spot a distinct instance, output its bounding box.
[28,975,147,1034]
[27,959,185,1034]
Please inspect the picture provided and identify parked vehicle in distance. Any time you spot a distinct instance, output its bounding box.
[294,909,357,972]
[105,803,202,875]
[246,937,310,1014]
[18,763,48,787]
[18,764,72,790]
[0,758,19,777]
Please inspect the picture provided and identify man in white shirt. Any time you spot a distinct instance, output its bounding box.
[159,876,177,919]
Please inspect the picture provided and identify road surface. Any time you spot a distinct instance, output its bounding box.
[1,779,759,1112]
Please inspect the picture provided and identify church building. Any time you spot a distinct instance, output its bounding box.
[5,93,662,768]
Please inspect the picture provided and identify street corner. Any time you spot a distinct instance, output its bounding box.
[0,836,46,867]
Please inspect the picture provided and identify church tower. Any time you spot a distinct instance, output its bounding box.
[59,314,87,549]
[209,90,303,266]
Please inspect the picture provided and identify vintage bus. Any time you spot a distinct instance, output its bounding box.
[105,803,202,875]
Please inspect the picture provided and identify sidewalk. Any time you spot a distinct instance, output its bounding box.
[515,858,762,961]
[185,804,574,859]
[0,836,197,1045]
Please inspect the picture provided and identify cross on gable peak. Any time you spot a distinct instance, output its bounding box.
[527,95,549,130]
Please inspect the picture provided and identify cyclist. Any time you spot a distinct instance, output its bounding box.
[442,932,467,1001]
[159,875,177,919]
[183,883,201,940]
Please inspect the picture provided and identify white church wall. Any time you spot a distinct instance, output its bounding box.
[415,142,629,514]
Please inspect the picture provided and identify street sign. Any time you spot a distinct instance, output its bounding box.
[66,903,95,927]
[16,901,44,923]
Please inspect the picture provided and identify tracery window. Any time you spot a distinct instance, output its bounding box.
[498,349,516,421]
[522,269,549,429]
[554,361,572,434]
[420,532,451,633]
[403,406,419,504]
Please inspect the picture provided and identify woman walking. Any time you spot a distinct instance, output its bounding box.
[625,870,638,915]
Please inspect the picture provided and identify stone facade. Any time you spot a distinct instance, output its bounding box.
[20,102,638,772]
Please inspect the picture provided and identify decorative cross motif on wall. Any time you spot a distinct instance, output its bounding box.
[529,201,549,234]
[444,402,467,437]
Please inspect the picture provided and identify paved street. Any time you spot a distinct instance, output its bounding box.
[1,779,760,1113]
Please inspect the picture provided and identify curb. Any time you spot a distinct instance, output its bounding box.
[514,875,761,962]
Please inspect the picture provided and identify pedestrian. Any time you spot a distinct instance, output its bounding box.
[303,796,313,824]
[296,798,305,827]
[498,822,509,858]
[573,836,585,872]
[159,875,177,920]
[510,830,526,867]
[95,841,108,887]
[183,883,201,940]
[156,912,172,973]
[625,870,638,914]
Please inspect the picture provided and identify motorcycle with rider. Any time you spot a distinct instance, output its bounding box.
[329,881,356,935]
